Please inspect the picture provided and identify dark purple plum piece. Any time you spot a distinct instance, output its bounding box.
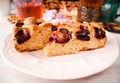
[94,27,105,39]
[15,29,31,44]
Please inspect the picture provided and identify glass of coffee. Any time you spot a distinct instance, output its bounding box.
[13,0,42,19]
[78,0,104,22]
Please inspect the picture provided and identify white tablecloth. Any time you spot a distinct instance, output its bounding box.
[0,16,120,83]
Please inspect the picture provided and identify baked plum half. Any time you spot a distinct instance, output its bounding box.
[94,27,105,39]
[15,29,31,44]
[49,28,72,44]
[75,26,90,41]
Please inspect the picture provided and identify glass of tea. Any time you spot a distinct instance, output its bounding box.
[13,0,42,19]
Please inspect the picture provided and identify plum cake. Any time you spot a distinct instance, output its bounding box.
[12,17,107,56]
[44,22,107,56]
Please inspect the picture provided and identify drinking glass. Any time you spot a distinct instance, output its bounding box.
[78,0,104,22]
[13,0,42,19]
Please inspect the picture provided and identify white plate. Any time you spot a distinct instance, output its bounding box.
[1,32,119,80]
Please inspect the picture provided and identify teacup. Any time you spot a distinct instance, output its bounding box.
[100,0,120,22]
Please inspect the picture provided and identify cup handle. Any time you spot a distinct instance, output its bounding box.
[115,14,120,18]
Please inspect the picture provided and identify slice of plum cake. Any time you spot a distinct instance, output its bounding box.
[12,17,53,52]
[44,22,107,56]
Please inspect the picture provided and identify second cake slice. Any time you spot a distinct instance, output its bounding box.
[44,22,107,56]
